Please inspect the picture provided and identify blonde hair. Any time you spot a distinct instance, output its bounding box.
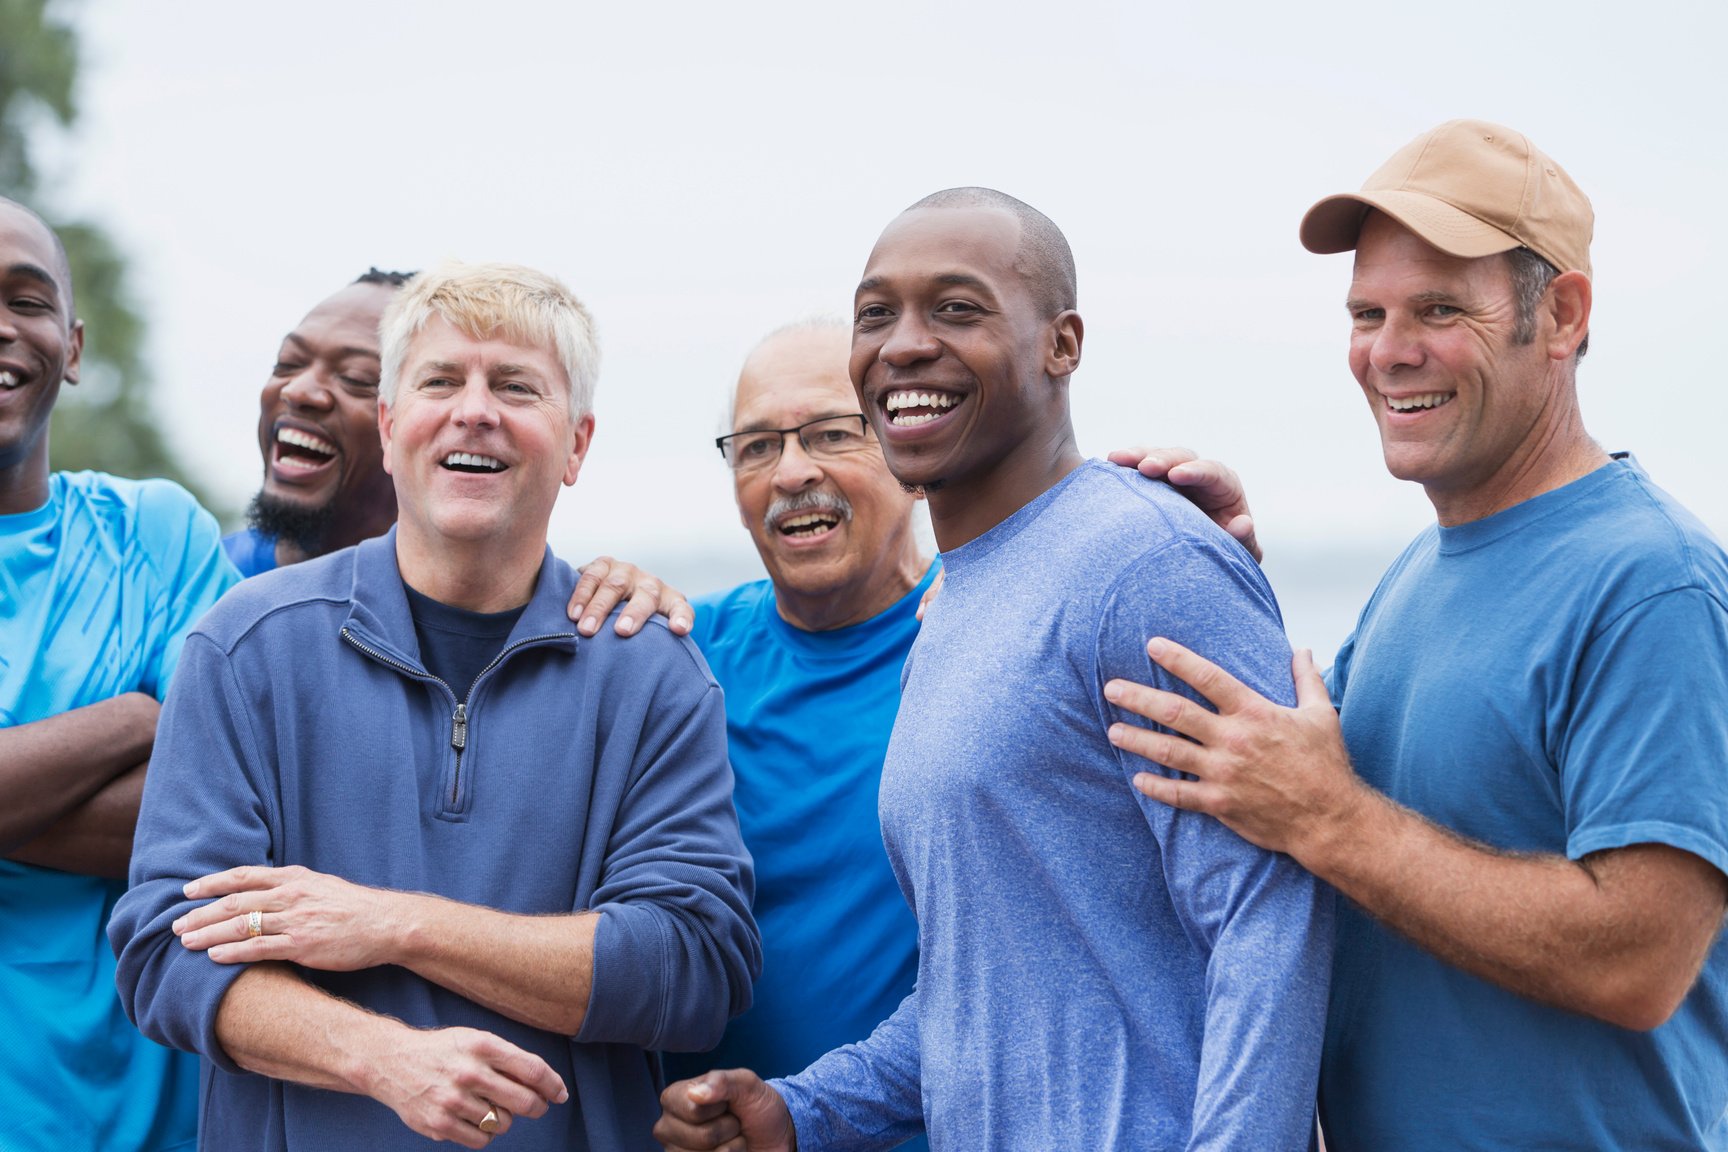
[379,259,600,421]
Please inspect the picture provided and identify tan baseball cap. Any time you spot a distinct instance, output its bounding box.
[1299,119,1593,278]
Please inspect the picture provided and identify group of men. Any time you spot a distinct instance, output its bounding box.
[1,117,1724,1152]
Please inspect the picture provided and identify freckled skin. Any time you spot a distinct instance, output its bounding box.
[730,327,926,633]
[1347,212,1601,526]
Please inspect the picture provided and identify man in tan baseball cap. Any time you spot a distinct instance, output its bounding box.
[1105,119,1728,1150]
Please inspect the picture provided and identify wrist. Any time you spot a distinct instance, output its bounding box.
[339,1013,410,1098]
[381,891,439,969]
[1290,773,1382,880]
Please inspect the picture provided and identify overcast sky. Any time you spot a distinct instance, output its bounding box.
[44,0,1727,577]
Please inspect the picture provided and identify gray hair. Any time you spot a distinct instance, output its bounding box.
[723,314,852,433]
[1507,247,1588,361]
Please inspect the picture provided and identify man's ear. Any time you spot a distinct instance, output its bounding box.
[563,413,596,487]
[1047,310,1084,378]
[1545,271,1591,362]
[62,319,84,385]
[377,397,395,476]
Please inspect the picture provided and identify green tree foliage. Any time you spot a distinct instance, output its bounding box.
[0,0,218,511]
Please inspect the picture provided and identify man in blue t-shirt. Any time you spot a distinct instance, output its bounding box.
[1110,121,1728,1150]
[661,320,935,1130]
[0,198,237,1150]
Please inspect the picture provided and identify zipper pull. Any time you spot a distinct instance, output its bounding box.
[451,703,467,751]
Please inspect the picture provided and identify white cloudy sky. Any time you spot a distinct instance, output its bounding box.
[39,0,1727,652]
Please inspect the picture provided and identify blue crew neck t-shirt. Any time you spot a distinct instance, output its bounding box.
[773,462,1333,1151]
[1321,456,1728,1151]
[221,526,277,578]
[0,471,238,1151]
[668,563,934,1134]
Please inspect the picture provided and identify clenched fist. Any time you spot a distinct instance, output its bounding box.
[654,1069,796,1152]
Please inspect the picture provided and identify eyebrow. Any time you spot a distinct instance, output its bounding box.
[281,333,379,360]
[1345,289,1469,311]
[5,262,61,295]
[855,271,994,295]
[735,410,859,434]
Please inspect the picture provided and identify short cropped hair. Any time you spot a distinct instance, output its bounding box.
[0,196,74,322]
[380,260,600,422]
[905,187,1077,318]
[1507,247,1588,361]
[355,267,416,288]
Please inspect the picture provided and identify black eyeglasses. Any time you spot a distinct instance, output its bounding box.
[715,414,874,473]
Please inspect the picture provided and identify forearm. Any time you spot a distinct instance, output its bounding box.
[392,894,598,1036]
[5,761,146,877]
[1304,789,1714,1025]
[215,962,397,1094]
[0,693,157,848]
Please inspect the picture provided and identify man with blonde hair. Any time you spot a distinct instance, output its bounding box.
[110,261,761,1151]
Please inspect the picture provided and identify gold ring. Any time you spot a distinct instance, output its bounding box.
[478,1106,500,1134]
[246,910,263,938]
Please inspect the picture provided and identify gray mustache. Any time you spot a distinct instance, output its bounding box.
[763,489,853,534]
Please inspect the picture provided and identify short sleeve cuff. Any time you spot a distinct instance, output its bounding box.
[1568,820,1728,880]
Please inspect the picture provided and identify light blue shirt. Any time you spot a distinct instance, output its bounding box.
[0,471,237,1151]
[773,462,1334,1151]
[1322,456,1728,1151]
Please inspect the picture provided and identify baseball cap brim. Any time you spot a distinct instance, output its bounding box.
[1300,189,1522,260]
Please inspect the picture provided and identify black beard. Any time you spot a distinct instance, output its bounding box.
[247,489,337,553]
[898,479,944,494]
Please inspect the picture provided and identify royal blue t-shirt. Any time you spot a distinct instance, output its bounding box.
[667,563,934,1141]
[0,471,238,1151]
[221,526,277,578]
[1322,456,1728,1151]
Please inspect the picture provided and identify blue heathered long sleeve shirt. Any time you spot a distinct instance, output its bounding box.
[771,461,1334,1152]
[109,529,760,1152]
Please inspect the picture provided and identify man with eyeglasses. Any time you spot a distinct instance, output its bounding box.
[665,319,1257,1135]
[661,319,934,1150]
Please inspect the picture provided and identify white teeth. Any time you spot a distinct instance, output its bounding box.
[1386,392,1455,412]
[276,427,336,456]
[443,452,504,471]
[884,390,960,412]
[891,412,945,426]
[0,371,18,389]
[780,513,839,530]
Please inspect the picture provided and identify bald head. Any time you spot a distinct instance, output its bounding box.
[903,187,1075,318]
[0,197,73,323]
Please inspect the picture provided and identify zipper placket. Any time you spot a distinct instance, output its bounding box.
[341,627,576,809]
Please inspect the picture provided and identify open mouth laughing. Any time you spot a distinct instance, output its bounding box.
[273,425,338,474]
[441,451,506,474]
[765,491,851,543]
[0,368,24,391]
[885,389,964,427]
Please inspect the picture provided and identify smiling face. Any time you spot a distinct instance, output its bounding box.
[0,202,81,482]
[256,281,396,520]
[1348,211,1556,497]
[851,206,1079,498]
[379,314,591,554]
[730,326,918,615]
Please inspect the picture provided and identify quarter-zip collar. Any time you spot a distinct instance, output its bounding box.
[339,526,579,675]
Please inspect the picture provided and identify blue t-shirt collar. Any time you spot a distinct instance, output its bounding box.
[1438,454,1640,556]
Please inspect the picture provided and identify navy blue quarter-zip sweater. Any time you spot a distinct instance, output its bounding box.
[110,529,760,1152]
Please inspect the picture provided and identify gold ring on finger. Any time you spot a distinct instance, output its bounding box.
[246,910,263,938]
[478,1106,500,1134]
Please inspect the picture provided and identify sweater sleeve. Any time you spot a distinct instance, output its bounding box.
[577,636,762,1052]
[769,990,925,1152]
[108,631,276,1073]
[1099,539,1335,1152]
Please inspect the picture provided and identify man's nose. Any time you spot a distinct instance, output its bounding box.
[1367,314,1427,376]
[279,366,335,411]
[879,313,941,368]
[772,434,825,491]
[449,375,500,427]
